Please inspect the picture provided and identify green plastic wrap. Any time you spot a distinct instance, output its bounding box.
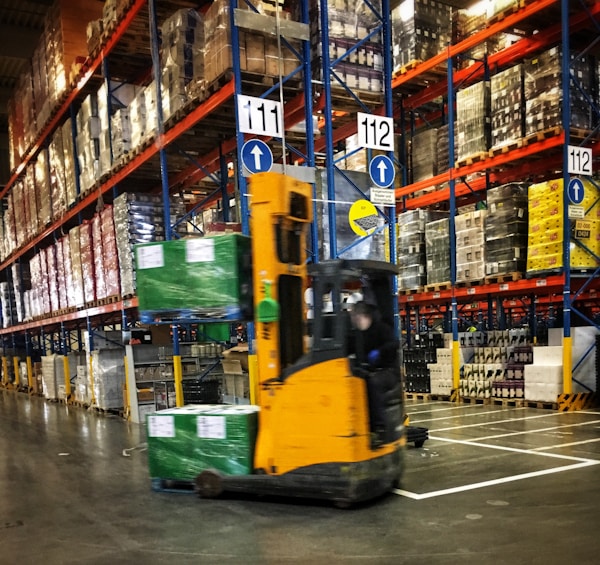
[146,404,259,481]
[135,233,252,321]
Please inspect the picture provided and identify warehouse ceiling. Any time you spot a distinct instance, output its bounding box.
[0,0,478,188]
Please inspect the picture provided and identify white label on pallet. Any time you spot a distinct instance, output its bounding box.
[148,415,175,438]
[197,416,226,439]
[499,283,509,291]
[137,245,164,270]
[186,238,215,263]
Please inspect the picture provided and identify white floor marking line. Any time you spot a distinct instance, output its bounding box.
[431,411,566,432]
[428,434,599,463]
[392,461,598,500]
[405,404,485,416]
[465,419,600,442]
[410,407,527,424]
[532,437,600,451]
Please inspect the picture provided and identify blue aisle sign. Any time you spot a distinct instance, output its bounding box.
[241,140,273,174]
[369,155,395,188]
[567,178,585,205]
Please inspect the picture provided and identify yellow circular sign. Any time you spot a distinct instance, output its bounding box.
[349,199,379,236]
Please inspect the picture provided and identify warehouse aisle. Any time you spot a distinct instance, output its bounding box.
[2,390,600,565]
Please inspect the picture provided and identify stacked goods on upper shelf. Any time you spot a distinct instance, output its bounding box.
[455,210,486,283]
[315,170,387,261]
[452,3,515,71]
[487,0,520,18]
[456,80,491,162]
[160,9,205,121]
[527,178,599,274]
[0,283,16,329]
[411,129,437,184]
[113,193,187,299]
[7,0,104,171]
[309,0,383,95]
[76,93,101,194]
[397,210,446,291]
[97,81,142,177]
[391,0,452,73]
[204,0,300,86]
[425,216,450,285]
[484,183,528,277]
[436,123,451,175]
[135,233,253,323]
[490,64,524,152]
[525,46,598,135]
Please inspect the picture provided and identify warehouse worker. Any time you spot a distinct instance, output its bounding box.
[348,301,399,447]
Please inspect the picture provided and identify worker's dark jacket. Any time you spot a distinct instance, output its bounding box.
[349,320,398,369]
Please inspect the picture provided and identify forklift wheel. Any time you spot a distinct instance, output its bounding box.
[195,469,224,498]
[414,440,425,448]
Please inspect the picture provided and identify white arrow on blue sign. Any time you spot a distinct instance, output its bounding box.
[241,139,273,174]
[369,155,395,188]
[567,178,585,205]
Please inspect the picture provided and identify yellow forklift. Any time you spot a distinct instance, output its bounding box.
[195,172,406,506]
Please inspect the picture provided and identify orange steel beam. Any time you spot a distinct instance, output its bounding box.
[1,0,148,200]
[0,297,139,336]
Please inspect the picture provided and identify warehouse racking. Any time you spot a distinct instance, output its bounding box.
[0,0,598,414]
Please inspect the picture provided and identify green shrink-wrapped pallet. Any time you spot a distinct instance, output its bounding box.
[135,233,252,321]
[146,404,259,481]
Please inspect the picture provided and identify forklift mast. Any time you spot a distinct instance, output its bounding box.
[248,172,313,404]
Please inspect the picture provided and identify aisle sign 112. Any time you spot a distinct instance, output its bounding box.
[237,94,283,138]
[357,112,394,151]
[567,145,593,176]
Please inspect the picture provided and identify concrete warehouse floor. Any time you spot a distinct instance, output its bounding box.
[1,389,600,564]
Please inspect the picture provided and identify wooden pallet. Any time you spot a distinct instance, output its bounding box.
[523,126,562,146]
[460,396,489,405]
[398,287,423,296]
[490,397,524,408]
[569,128,599,142]
[404,392,431,402]
[488,139,523,158]
[455,279,484,289]
[424,282,452,292]
[455,152,489,168]
[484,272,523,285]
[522,399,558,410]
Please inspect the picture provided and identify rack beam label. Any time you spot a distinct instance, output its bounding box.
[567,146,593,176]
[237,94,282,138]
[357,113,394,151]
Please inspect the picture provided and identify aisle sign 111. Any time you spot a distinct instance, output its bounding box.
[567,145,593,176]
[357,112,395,151]
[237,94,283,138]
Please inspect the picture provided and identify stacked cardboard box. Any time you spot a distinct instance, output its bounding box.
[425,217,450,285]
[391,0,452,73]
[311,0,383,94]
[0,282,16,329]
[455,210,487,283]
[8,0,103,169]
[204,0,299,86]
[146,404,259,481]
[135,234,253,322]
[527,178,599,274]
[484,183,528,276]
[456,80,491,162]
[411,128,437,183]
[76,93,101,193]
[397,210,446,290]
[524,346,563,403]
[525,46,597,135]
[403,334,443,393]
[161,9,205,121]
[490,64,524,151]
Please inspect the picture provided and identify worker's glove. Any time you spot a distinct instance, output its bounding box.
[368,349,380,365]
